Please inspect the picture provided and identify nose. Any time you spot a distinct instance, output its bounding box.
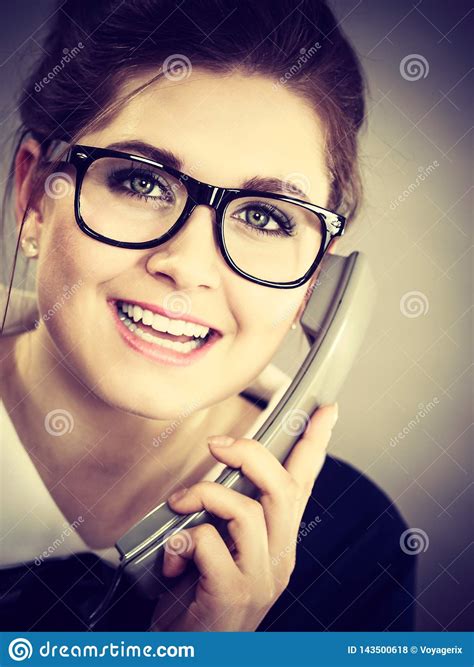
[145,205,222,290]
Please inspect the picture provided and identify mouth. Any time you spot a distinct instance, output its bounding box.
[109,299,221,364]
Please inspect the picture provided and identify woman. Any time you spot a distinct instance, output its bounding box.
[0,0,416,631]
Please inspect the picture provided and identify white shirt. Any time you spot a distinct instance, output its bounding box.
[0,286,291,570]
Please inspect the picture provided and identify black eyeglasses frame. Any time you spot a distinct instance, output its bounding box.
[57,143,346,289]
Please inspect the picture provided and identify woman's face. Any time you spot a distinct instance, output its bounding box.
[28,69,332,419]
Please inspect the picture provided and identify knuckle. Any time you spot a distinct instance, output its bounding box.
[194,480,215,495]
[232,494,263,520]
[244,498,265,520]
[239,438,263,456]
[194,522,218,543]
[239,437,261,448]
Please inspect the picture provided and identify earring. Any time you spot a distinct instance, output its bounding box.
[21,236,39,258]
[291,322,297,330]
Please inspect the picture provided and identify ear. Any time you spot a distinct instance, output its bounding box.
[14,138,44,253]
[292,237,341,324]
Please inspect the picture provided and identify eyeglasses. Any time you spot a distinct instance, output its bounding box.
[55,143,346,288]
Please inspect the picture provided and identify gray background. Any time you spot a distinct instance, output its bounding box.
[0,0,472,630]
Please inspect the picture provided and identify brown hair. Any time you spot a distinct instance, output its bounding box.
[1,0,367,328]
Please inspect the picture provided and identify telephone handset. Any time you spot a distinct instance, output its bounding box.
[89,251,376,623]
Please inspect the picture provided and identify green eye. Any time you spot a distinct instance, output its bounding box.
[245,208,272,228]
[232,202,296,236]
[109,168,175,204]
[130,176,155,195]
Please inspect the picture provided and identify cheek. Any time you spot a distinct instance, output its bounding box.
[35,209,133,343]
[37,202,133,293]
[230,282,305,351]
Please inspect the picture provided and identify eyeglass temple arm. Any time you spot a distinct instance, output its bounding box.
[42,139,73,163]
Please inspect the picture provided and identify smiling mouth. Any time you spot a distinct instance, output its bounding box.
[115,300,215,354]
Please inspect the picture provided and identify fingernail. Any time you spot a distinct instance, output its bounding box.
[168,487,188,503]
[208,435,235,447]
[331,402,339,425]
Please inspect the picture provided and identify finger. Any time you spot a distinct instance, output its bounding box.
[162,523,240,599]
[264,404,338,566]
[167,481,268,574]
[284,403,338,499]
[204,437,305,560]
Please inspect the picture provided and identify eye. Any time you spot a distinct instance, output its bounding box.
[109,167,175,203]
[240,206,279,229]
[232,202,295,236]
[129,174,159,196]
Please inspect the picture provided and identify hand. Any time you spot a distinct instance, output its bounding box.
[150,403,339,632]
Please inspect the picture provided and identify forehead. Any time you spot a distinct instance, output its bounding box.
[83,69,330,203]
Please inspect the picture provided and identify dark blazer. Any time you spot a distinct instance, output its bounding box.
[0,456,416,631]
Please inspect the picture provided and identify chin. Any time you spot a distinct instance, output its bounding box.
[91,379,204,421]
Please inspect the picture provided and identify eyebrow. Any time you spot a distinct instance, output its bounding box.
[105,140,310,201]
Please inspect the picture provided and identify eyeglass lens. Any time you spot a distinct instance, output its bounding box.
[80,157,324,282]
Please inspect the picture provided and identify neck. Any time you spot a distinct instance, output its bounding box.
[3,325,257,495]
[1,325,263,548]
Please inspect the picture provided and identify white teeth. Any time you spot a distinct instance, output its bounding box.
[117,301,211,339]
[142,309,153,326]
[183,321,196,336]
[127,319,202,352]
[133,305,143,322]
[116,301,209,354]
[151,313,169,333]
[167,319,185,336]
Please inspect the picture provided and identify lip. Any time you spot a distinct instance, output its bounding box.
[109,297,220,333]
[108,300,221,367]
